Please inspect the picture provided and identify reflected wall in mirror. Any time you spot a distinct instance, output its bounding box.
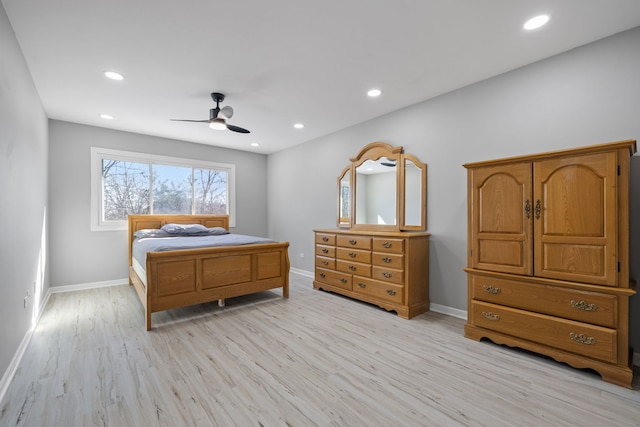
[338,167,351,227]
[338,142,426,231]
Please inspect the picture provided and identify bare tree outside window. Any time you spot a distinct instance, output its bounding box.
[102,160,150,220]
[194,168,228,214]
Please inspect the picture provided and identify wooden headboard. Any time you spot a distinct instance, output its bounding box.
[127,214,230,266]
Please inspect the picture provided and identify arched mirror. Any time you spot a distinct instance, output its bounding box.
[338,142,426,231]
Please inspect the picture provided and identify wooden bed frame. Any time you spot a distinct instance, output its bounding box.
[128,214,290,330]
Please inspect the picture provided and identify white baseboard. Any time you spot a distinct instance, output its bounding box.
[49,278,130,294]
[430,303,468,320]
[290,268,313,279]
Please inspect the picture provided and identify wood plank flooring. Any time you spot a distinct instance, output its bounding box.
[1,273,638,426]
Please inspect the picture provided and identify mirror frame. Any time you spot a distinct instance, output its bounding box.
[337,142,427,231]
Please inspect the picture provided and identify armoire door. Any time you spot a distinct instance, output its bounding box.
[533,151,618,285]
[469,162,532,275]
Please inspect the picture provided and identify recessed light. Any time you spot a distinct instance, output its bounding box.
[251,142,259,147]
[524,14,550,30]
[100,114,114,120]
[104,71,124,81]
[294,123,304,129]
[367,88,382,97]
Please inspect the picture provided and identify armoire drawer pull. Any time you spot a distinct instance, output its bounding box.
[349,239,357,245]
[382,241,392,248]
[322,237,329,242]
[358,282,366,288]
[382,257,392,263]
[481,311,500,321]
[382,272,392,278]
[340,278,347,284]
[482,285,501,295]
[571,300,597,311]
[322,248,329,254]
[349,265,357,271]
[524,199,531,219]
[534,199,542,220]
[386,289,396,296]
[569,332,596,345]
[319,273,326,278]
[322,260,328,265]
[349,252,356,258]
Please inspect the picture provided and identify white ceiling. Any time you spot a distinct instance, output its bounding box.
[4,1,640,154]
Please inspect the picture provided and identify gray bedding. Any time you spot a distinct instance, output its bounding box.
[132,233,276,266]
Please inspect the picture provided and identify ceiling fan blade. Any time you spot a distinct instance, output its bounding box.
[227,124,250,134]
[219,106,233,120]
[170,119,210,123]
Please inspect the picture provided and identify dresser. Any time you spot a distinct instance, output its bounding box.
[463,140,636,388]
[313,229,430,318]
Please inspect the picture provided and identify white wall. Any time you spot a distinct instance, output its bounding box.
[0,5,49,382]
[48,120,270,287]
[268,27,640,353]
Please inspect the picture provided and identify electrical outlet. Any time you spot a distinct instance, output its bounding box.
[23,289,31,309]
[299,252,305,258]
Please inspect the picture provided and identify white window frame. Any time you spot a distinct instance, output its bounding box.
[91,147,236,231]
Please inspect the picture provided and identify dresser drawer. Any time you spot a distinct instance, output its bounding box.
[316,256,335,270]
[336,260,371,277]
[353,277,404,305]
[315,233,336,245]
[316,268,352,291]
[372,237,404,254]
[337,235,372,250]
[372,266,404,285]
[372,252,404,269]
[471,275,617,328]
[315,245,335,257]
[471,301,616,363]
[336,247,372,264]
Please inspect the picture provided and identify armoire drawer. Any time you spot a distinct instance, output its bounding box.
[353,277,404,305]
[315,245,335,258]
[315,233,336,245]
[316,268,352,291]
[336,247,371,264]
[470,274,617,328]
[372,237,404,254]
[372,252,404,270]
[372,266,404,285]
[336,259,371,277]
[471,301,616,363]
[316,256,335,270]
[337,235,372,250]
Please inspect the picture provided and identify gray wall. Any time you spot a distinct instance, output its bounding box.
[268,27,640,353]
[48,120,269,287]
[0,5,49,380]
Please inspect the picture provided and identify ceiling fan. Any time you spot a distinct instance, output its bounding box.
[171,92,250,133]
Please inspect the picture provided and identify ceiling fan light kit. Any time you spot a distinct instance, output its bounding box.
[171,92,250,134]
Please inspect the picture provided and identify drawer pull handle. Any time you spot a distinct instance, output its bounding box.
[571,300,597,312]
[322,248,329,254]
[386,289,396,296]
[340,278,348,284]
[349,265,357,271]
[482,285,501,295]
[481,311,500,321]
[349,252,356,258]
[322,260,328,265]
[382,257,392,263]
[569,332,596,346]
[382,241,392,248]
[349,239,357,245]
[358,282,366,288]
[319,273,326,278]
[322,237,329,242]
[382,272,392,278]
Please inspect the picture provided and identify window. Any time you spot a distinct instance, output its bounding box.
[91,147,236,231]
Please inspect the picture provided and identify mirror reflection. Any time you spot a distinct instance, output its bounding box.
[355,157,397,226]
[339,169,351,225]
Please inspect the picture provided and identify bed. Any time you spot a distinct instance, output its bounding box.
[128,214,290,330]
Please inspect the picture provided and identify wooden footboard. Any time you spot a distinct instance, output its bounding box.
[128,215,290,330]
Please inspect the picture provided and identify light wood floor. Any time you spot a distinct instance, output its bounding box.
[1,273,638,427]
